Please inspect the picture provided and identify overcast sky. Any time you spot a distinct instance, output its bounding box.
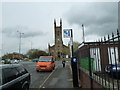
[0,1,119,56]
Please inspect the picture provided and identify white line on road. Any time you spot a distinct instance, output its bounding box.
[38,65,59,89]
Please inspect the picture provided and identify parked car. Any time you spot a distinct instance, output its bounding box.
[32,59,39,62]
[36,56,55,72]
[105,64,120,78]
[4,60,11,64]
[11,59,19,64]
[0,64,31,90]
[1,60,5,63]
[23,58,29,61]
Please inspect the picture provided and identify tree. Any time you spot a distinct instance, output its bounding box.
[2,53,13,60]
[73,41,80,52]
[2,52,26,60]
[62,46,70,58]
[26,49,48,59]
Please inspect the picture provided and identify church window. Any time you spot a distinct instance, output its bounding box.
[58,52,60,58]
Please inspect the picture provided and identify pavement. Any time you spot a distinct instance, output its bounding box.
[40,61,73,88]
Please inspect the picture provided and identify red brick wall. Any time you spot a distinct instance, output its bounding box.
[79,68,103,89]
[79,69,91,88]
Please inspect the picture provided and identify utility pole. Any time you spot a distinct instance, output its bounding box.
[70,29,79,87]
[82,24,85,43]
[17,31,24,59]
[70,29,73,57]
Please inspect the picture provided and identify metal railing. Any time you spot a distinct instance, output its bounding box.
[76,30,120,89]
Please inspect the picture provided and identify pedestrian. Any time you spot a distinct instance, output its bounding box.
[62,59,66,68]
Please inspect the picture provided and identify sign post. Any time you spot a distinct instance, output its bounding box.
[63,29,79,87]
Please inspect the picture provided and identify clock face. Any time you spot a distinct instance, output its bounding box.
[57,39,60,41]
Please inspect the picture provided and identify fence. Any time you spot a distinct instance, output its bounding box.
[75,30,120,89]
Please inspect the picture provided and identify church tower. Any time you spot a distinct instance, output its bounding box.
[54,19,63,45]
[49,19,69,59]
[54,19,63,58]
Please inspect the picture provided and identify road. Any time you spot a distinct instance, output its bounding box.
[20,61,53,88]
[40,61,72,88]
[20,60,72,88]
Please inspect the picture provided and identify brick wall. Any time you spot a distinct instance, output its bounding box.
[79,68,103,89]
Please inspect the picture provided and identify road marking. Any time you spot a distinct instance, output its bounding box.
[38,65,59,89]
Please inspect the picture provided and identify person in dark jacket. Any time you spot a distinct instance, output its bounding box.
[62,59,66,68]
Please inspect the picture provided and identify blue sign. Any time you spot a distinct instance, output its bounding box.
[63,29,71,38]
[73,58,77,62]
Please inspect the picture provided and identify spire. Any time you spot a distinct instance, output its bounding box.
[60,18,62,27]
[54,19,56,28]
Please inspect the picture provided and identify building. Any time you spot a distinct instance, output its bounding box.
[48,19,69,59]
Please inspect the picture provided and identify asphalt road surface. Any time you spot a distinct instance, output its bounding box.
[20,60,72,88]
[20,61,52,88]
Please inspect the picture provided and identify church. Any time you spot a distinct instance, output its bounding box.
[48,19,69,59]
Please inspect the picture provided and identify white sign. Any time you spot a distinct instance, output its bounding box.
[63,29,71,38]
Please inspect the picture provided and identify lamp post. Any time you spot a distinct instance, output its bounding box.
[28,40,32,50]
[17,31,24,59]
[82,24,85,43]
[70,29,79,87]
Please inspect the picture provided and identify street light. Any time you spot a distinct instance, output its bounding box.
[17,31,24,59]
[82,24,85,43]
[28,40,32,50]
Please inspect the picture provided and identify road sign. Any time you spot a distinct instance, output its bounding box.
[63,29,71,38]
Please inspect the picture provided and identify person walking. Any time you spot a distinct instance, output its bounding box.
[62,59,66,68]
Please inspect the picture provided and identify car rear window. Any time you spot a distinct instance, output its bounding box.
[39,57,52,62]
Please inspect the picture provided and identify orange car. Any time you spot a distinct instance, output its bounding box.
[36,56,55,72]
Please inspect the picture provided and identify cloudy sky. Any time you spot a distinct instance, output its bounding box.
[0,1,119,56]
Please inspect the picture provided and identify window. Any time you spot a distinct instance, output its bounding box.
[16,66,27,76]
[39,57,52,62]
[3,68,19,83]
[58,52,60,58]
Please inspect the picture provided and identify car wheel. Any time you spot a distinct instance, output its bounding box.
[36,70,39,72]
[50,69,53,72]
[53,66,55,70]
[22,85,29,90]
